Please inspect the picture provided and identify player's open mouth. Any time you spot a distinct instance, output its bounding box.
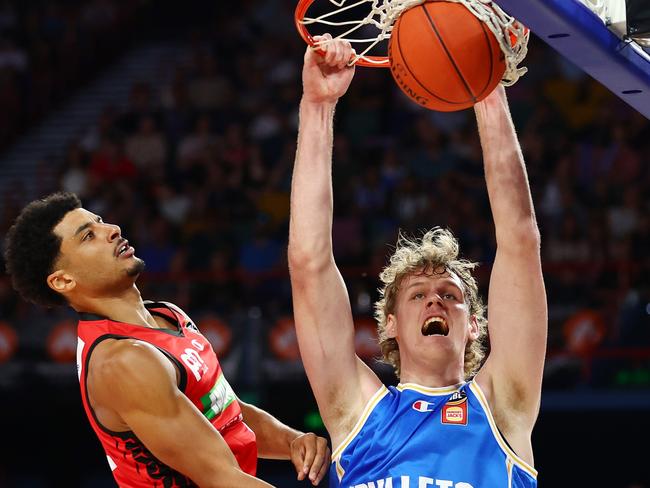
[115,240,132,258]
[421,316,449,336]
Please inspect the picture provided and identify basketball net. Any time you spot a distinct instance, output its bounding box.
[298,0,529,85]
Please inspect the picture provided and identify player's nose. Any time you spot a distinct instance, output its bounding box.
[106,223,121,242]
[426,294,444,309]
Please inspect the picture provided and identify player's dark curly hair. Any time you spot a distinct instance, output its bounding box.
[4,192,81,307]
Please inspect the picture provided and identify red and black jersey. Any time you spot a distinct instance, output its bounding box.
[76,301,257,487]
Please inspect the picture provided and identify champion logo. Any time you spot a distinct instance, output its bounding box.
[412,400,435,413]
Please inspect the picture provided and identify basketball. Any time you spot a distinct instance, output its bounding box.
[389,1,506,111]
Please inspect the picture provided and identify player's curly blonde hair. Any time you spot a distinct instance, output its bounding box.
[374,228,488,379]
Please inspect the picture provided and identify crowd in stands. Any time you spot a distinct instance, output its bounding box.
[0,0,149,150]
[0,0,648,391]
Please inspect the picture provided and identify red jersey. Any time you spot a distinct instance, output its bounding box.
[76,301,257,487]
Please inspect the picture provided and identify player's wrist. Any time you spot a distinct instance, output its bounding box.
[299,98,337,123]
[300,95,338,109]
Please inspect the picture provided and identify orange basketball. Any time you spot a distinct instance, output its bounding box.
[389,1,506,111]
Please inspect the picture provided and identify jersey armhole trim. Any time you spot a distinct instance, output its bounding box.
[506,457,514,488]
[469,380,538,479]
[331,384,389,461]
[334,458,345,482]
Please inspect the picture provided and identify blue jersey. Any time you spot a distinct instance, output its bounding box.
[330,381,537,488]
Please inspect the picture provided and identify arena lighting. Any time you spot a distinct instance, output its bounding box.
[626,0,650,47]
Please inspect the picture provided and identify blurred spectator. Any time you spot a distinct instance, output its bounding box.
[0,38,27,71]
[116,82,160,134]
[59,142,89,198]
[545,214,590,263]
[134,216,178,274]
[0,1,149,152]
[238,222,283,275]
[81,0,117,31]
[125,115,167,178]
[188,51,231,111]
[608,187,642,240]
[178,114,217,164]
[0,2,17,33]
[88,137,137,184]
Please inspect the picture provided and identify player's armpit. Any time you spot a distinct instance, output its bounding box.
[289,260,382,440]
[89,340,274,488]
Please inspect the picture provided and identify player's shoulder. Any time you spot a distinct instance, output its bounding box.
[90,337,174,386]
[89,338,178,411]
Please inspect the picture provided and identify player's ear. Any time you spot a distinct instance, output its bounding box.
[47,270,76,296]
[468,315,479,342]
[386,314,397,339]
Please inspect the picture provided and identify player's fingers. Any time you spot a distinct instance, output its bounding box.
[324,36,339,66]
[307,34,332,66]
[314,449,330,486]
[315,33,334,64]
[309,438,330,485]
[300,434,318,478]
[290,441,307,480]
[337,40,353,69]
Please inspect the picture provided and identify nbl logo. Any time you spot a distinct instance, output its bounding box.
[441,390,468,425]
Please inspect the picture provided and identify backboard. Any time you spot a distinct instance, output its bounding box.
[494,0,650,118]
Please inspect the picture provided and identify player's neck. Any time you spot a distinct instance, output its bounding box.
[75,285,157,328]
[399,361,465,389]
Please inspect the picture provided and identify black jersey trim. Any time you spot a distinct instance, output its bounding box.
[78,301,185,337]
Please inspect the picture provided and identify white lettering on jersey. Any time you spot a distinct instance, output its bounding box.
[351,478,395,488]
[181,347,207,381]
[350,477,473,488]
[191,339,205,351]
[76,337,85,381]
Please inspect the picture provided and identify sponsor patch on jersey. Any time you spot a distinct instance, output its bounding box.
[412,400,435,412]
[441,391,468,425]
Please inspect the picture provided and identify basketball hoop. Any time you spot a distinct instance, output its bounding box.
[295,0,530,85]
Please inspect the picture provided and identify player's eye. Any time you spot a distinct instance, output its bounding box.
[412,292,425,300]
[83,231,94,241]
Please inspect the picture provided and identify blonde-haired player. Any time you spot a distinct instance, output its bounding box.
[289,35,546,487]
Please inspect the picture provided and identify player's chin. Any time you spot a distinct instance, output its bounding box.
[125,257,146,277]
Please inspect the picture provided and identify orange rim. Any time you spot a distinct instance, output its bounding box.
[294,0,389,68]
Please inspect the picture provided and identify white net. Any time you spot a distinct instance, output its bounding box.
[301,0,530,85]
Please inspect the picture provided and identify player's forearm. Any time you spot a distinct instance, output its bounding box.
[239,401,301,459]
[202,466,276,488]
[475,87,539,248]
[289,99,337,266]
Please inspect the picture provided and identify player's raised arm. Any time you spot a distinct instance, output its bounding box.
[474,86,547,460]
[288,37,382,443]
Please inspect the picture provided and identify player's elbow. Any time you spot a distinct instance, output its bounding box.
[288,244,332,273]
[498,220,541,253]
[515,221,541,249]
